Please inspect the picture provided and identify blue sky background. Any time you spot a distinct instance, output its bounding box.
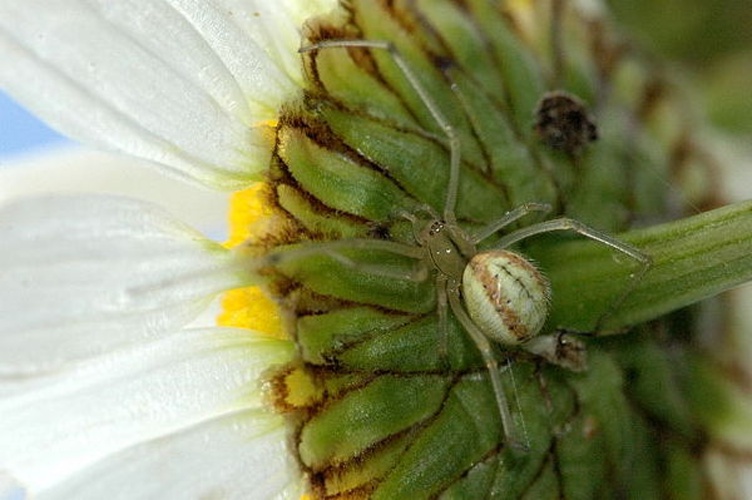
[0,92,70,160]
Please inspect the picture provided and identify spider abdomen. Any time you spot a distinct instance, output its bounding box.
[462,251,551,345]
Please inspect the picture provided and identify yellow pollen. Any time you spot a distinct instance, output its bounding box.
[283,367,321,408]
[258,118,279,128]
[224,182,277,248]
[217,287,285,339]
[218,181,286,339]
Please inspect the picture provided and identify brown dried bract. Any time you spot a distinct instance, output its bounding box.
[534,91,598,156]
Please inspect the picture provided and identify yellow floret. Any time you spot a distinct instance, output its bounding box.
[217,286,285,339]
[224,182,277,248]
[219,181,286,339]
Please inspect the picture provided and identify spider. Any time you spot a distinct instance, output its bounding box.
[263,39,651,451]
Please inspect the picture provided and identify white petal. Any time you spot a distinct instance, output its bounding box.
[0,0,332,188]
[0,328,294,494]
[0,146,229,239]
[238,0,338,89]
[0,470,26,500]
[41,410,299,500]
[0,194,244,373]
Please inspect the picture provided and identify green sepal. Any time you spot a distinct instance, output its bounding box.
[276,183,367,239]
[374,371,540,499]
[350,0,488,172]
[297,306,413,365]
[463,0,546,129]
[298,374,450,470]
[440,66,558,207]
[297,307,486,372]
[319,103,509,222]
[269,243,435,313]
[277,125,419,222]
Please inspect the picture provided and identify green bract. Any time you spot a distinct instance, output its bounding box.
[248,0,752,497]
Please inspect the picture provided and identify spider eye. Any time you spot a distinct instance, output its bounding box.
[462,250,551,345]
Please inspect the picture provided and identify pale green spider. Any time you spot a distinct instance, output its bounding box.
[264,39,651,451]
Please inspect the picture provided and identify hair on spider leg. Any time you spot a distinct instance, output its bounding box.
[290,37,651,452]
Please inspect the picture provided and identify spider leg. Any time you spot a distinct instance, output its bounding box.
[300,40,461,224]
[260,238,428,282]
[497,217,652,329]
[470,202,552,245]
[435,275,451,367]
[447,284,530,451]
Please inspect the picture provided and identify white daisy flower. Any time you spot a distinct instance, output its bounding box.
[3,0,752,498]
[0,0,336,497]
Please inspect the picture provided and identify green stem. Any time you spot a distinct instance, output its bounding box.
[529,201,752,332]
